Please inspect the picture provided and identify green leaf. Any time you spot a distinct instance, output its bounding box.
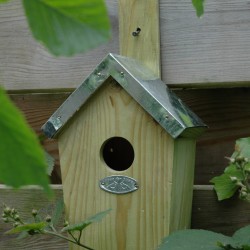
[62,209,111,232]
[0,87,51,195]
[210,174,239,201]
[51,199,64,226]
[5,222,47,234]
[210,164,244,201]
[22,0,111,56]
[224,164,244,179]
[0,0,10,3]
[232,137,250,159]
[192,0,204,18]
[232,225,250,247]
[158,229,232,250]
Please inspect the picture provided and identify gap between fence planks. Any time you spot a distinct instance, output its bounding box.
[1,184,250,250]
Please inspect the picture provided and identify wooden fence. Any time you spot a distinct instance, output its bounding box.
[1,0,250,248]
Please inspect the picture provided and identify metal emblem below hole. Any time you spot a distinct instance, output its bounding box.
[99,175,139,194]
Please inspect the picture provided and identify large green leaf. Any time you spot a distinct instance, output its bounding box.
[158,229,233,250]
[0,88,51,194]
[22,0,111,56]
[232,225,250,247]
[192,0,204,17]
[62,209,111,232]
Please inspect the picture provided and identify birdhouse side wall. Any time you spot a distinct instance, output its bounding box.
[170,138,196,232]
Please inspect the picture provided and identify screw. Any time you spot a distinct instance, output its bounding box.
[120,72,124,77]
[132,27,141,36]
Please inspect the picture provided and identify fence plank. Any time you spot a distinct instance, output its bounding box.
[1,0,250,90]
[0,185,249,249]
[0,185,68,250]
[175,88,250,184]
[10,88,250,184]
[192,186,250,236]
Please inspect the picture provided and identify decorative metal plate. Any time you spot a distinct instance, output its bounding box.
[99,175,139,194]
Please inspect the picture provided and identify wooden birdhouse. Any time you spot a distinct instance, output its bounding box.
[42,53,206,250]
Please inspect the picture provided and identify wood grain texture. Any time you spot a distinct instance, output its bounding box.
[10,92,70,183]
[58,80,174,249]
[118,0,160,76]
[170,139,196,232]
[159,0,250,86]
[0,185,68,250]
[57,79,198,249]
[0,185,249,249]
[174,88,250,184]
[2,0,250,90]
[192,186,250,236]
[10,88,250,185]
[0,0,119,91]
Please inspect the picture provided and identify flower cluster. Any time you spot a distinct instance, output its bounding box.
[2,205,23,228]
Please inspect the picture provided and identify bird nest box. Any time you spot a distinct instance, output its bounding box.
[42,53,206,250]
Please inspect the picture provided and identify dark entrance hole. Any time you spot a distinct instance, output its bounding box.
[101,137,134,171]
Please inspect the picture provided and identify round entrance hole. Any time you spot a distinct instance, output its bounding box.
[101,137,134,171]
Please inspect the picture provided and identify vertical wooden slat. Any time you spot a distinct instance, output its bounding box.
[118,0,161,77]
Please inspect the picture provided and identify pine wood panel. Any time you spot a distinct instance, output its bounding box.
[170,139,196,232]
[1,0,250,90]
[58,80,176,249]
[9,88,250,185]
[0,185,249,249]
[118,0,160,76]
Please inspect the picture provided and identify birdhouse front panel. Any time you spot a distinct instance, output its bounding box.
[57,78,196,250]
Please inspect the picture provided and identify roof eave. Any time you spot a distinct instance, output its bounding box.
[42,53,207,139]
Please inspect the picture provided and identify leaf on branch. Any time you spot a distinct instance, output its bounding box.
[0,87,51,195]
[62,209,111,232]
[233,137,250,158]
[51,199,64,226]
[210,174,240,201]
[5,222,47,234]
[192,0,204,18]
[158,229,233,250]
[22,0,111,56]
[210,165,244,201]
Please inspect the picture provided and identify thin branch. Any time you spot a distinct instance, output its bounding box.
[44,230,94,250]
